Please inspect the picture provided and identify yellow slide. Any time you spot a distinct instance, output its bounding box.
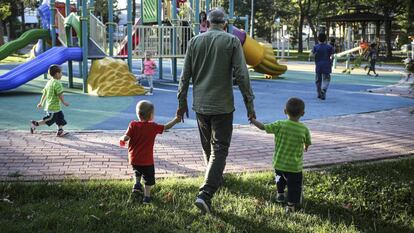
[243,35,287,78]
[88,57,146,96]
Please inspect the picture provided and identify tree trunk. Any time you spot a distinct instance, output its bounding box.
[7,21,16,40]
[408,0,414,34]
[307,16,318,44]
[385,19,392,59]
[20,1,25,33]
[298,14,304,53]
[0,19,4,46]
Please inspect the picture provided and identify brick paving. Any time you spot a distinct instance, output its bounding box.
[0,107,413,181]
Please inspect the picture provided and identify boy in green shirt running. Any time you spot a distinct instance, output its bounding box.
[30,65,69,137]
[250,97,311,213]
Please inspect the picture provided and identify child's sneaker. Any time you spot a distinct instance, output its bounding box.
[145,92,153,96]
[276,193,286,203]
[30,120,37,134]
[132,182,143,193]
[285,204,296,214]
[142,196,152,204]
[56,129,68,137]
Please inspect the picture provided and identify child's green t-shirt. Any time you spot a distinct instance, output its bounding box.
[264,120,311,173]
[42,79,63,112]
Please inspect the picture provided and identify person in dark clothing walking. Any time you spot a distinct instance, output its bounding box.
[365,43,379,77]
[176,8,256,214]
[311,33,334,100]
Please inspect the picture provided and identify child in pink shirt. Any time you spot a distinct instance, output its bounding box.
[137,51,157,95]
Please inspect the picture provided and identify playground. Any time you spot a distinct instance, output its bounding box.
[0,0,414,232]
[0,60,414,130]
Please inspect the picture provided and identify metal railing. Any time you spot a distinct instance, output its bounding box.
[176,0,223,33]
[112,24,127,55]
[199,0,223,11]
[56,11,67,46]
[89,14,107,54]
[113,18,140,56]
[131,25,193,58]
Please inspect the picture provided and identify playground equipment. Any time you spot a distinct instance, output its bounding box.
[0,29,49,60]
[331,27,369,72]
[88,58,145,96]
[0,0,144,96]
[123,0,287,78]
[0,47,82,91]
[0,0,288,94]
[233,27,287,76]
[332,42,369,69]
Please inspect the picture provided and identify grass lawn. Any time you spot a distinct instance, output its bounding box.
[1,157,413,233]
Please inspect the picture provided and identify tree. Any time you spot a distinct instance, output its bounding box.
[361,0,406,59]
[93,0,118,24]
[227,0,296,43]
[3,0,20,40]
[0,1,11,45]
[405,0,414,35]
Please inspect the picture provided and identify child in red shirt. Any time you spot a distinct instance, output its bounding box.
[120,100,181,204]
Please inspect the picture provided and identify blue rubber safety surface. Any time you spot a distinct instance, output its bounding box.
[1,60,413,130]
[90,63,414,130]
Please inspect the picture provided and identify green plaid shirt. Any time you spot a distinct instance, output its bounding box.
[42,78,63,112]
[265,120,311,172]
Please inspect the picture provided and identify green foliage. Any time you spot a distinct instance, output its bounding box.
[93,0,119,24]
[1,158,414,232]
[0,2,11,20]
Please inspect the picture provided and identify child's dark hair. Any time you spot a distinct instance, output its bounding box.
[285,97,305,117]
[317,33,327,43]
[49,65,61,77]
[200,11,207,22]
[136,100,154,121]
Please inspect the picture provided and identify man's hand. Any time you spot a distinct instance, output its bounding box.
[176,105,189,123]
[63,102,69,107]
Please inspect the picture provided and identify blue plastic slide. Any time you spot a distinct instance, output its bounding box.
[0,47,82,91]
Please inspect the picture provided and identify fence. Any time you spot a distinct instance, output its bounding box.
[89,14,107,54]
[112,25,192,59]
[56,11,67,46]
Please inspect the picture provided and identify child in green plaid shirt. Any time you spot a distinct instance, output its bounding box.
[30,65,69,137]
[250,97,311,213]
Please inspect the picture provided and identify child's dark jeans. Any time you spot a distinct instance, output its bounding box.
[133,165,155,186]
[275,170,303,204]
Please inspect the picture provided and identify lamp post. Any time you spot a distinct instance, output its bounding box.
[250,0,254,38]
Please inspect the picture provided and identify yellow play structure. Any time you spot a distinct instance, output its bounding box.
[235,28,287,78]
[88,58,146,96]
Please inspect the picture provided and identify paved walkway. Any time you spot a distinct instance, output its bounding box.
[1,107,413,181]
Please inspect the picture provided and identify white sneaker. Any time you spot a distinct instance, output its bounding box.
[145,92,153,96]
